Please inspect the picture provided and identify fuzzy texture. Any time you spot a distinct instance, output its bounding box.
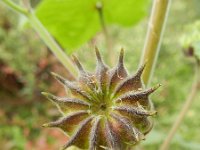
[42,48,160,150]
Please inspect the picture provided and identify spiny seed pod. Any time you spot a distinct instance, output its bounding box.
[42,48,160,150]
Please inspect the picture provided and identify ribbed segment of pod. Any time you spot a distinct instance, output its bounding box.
[42,48,160,150]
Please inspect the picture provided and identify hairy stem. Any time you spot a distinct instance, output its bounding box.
[2,0,28,14]
[159,61,200,150]
[27,12,76,79]
[2,0,77,79]
[140,0,171,87]
[96,1,115,66]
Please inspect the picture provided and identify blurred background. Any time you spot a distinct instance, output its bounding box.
[0,0,200,149]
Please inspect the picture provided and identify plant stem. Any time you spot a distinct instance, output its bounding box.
[159,61,200,150]
[140,0,171,87]
[2,0,28,15]
[2,0,77,79]
[96,1,115,66]
[27,12,76,79]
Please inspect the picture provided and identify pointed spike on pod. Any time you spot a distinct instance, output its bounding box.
[51,72,91,100]
[149,110,157,116]
[136,102,157,116]
[118,48,124,65]
[95,47,109,70]
[41,92,55,101]
[95,46,109,92]
[146,84,161,95]
[50,72,67,85]
[113,106,154,117]
[72,55,85,73]
[41,92,49,97]
[42,123,49,128]
[95,46,103,63]
[108,48,128,91]
[134,83,161,98]
[135,62,147,78]
[41,92,62,104]
[115,84,161,104]
[42,122,58,128]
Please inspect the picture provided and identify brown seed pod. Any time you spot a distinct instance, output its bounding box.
[42,48,160,150]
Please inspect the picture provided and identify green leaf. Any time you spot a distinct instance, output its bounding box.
[36,0,150,53]
[36,0,100,53]
[103,0,150,26]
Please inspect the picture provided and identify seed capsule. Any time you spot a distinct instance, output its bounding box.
[42,48,160,150]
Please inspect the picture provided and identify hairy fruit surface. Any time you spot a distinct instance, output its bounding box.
[42,48,160,150]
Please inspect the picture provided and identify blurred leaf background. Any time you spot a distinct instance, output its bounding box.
[0,0,200,150]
